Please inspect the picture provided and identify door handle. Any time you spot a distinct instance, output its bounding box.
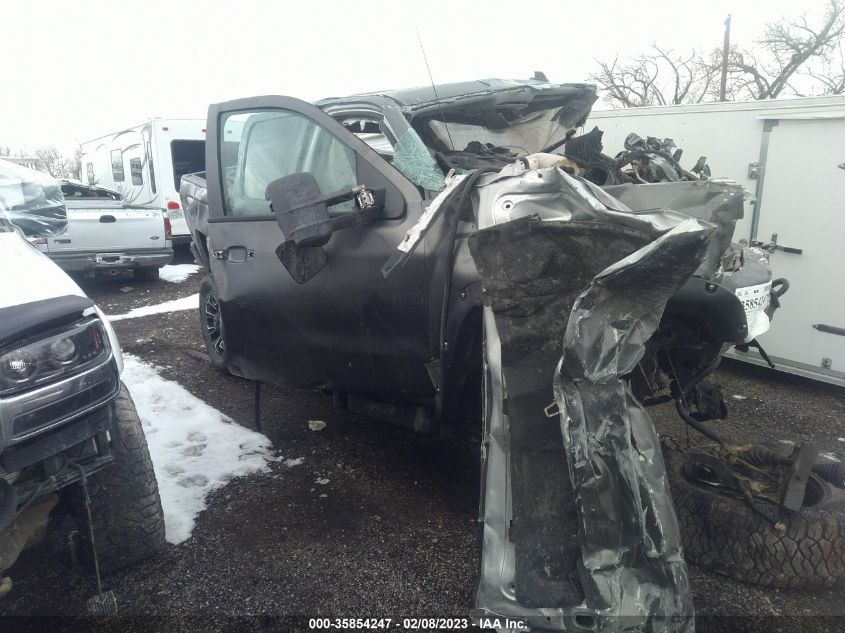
[211,247,255,262]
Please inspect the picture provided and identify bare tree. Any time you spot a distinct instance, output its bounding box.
[66,146,83,180]
[798,41,845,94]
[591,46,718,108]
[33,146,74,178]
[592,0,845,106]
[726,0,845,99]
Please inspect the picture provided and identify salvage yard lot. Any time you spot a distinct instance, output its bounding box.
[3,251,844,632]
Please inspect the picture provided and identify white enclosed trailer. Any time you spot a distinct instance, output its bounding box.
[590,96,845,387]
[80,119,206,245]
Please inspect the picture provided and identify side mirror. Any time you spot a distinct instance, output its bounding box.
[266,172,385,247]
[265,172,384,284]
[266,172,333,248]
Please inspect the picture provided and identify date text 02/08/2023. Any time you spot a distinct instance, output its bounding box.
[307,617,529,630]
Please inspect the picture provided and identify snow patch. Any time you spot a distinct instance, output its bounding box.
[315,477,330,485]
[732,394,746,400]
[819,452,842,463]
[160,264,202,284]
[122,355,275,544]
[284,457,304,467]
[108,293,198,322]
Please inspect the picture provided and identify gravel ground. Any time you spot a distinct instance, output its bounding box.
[2,249,843,633]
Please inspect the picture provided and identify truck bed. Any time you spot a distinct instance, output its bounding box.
[179,172,209,266]
[37,197,172,273]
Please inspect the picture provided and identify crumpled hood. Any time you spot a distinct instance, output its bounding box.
[391,79,596,128]
[320,79,598,150]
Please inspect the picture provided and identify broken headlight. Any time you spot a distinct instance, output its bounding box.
[0,318,111,396]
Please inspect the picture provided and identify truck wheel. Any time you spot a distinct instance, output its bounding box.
[200,274,230,374]
[134,267,160,281]
[72,384,165,574]
[665,446,845,589]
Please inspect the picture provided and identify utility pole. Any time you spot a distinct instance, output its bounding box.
[719,14,731,102]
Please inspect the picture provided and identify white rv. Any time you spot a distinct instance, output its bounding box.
[79,119,206,245]
[590,96,845,387]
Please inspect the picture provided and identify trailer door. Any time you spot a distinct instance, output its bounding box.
[752,116,845,382]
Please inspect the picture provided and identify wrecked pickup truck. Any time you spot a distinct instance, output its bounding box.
[180,78,845,631]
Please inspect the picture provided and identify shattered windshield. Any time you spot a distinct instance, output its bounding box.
[343,119,446,192]
[391,128,446,191]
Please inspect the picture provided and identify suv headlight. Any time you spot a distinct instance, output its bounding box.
[0,318,111,396]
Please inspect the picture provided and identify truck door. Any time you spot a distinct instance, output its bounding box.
[204,96,433,396]
[752,117,845,382]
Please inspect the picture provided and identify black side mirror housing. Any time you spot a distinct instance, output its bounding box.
[266,172,385,248]
[266,172,333,248]
[265,172,384,284]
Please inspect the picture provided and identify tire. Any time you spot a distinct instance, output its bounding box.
[665,446,845,589]
[134,267,160,281]
[199,274,230,374]
[72,384,165,574]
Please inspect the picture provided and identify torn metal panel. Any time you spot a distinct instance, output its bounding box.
[470,166,709,631]
[554,221,711,631]
[382,174,465,276]
[603,180,743,278]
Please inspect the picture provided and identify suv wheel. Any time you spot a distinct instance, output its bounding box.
[71,384,165,573]
[200,274,230,373]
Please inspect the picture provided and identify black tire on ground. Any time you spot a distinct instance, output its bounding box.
[72,384,165,574]
[133,267,160,281]
[665,446,845,589]
[199,274,230,374]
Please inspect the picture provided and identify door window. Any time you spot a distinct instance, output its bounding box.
[130,158,144,185]
[110,149,124,182]
[220,110,357,216]
[171,140,205,189]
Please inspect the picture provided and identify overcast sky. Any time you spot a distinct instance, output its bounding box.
[0,0,824,155]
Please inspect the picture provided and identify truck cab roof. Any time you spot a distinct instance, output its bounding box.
[318,77,596,123]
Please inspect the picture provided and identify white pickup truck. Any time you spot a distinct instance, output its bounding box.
[32,178,173,280]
